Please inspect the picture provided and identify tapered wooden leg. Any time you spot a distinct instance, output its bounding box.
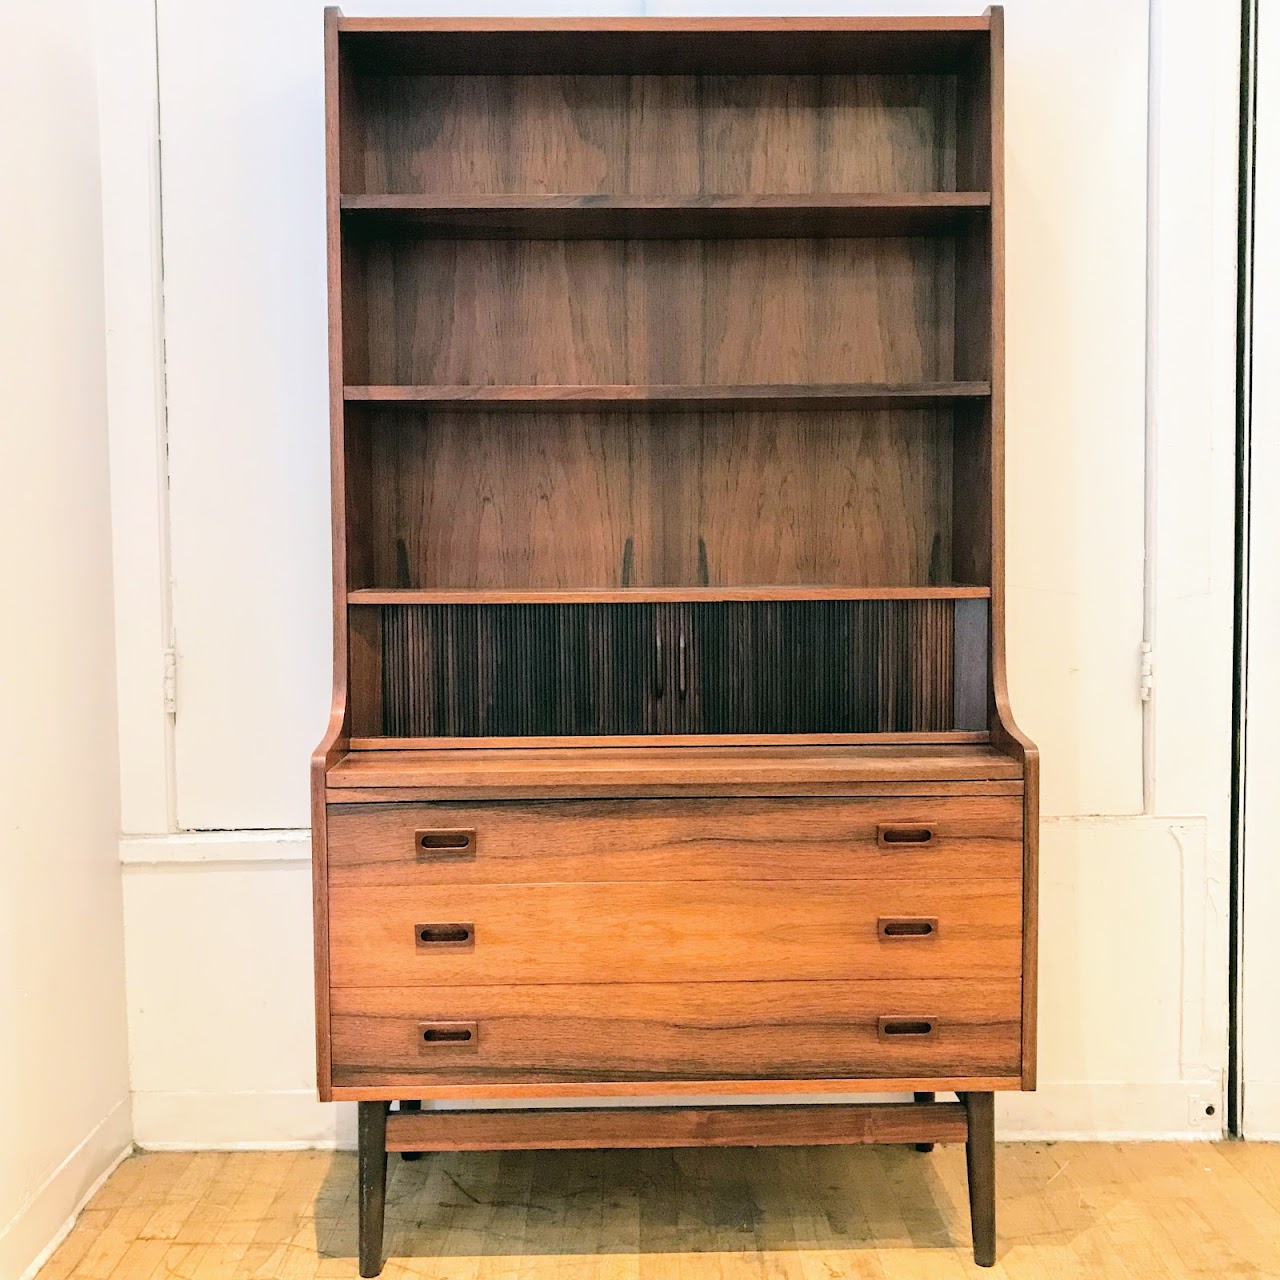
[358,1101,388,1278]
[962,1091,996,1267]
[398,1100,423,1160]
[913,1092,935,1152]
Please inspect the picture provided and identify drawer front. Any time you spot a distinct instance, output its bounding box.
[330,979,1022,1087]
[328,879,1021,987]
[328,796,1023,886]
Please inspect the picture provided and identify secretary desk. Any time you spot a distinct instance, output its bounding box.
[311,9,1038,1273]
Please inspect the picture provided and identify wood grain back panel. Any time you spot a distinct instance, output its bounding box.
[353,408,958,592]
[328,878,1022,987]
[327,795,1023,886]
[355,238,956,386]
[330,978,1021,1086]
[352,74,961,196]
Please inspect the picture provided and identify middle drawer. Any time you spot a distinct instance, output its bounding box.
[329,879,1021,987]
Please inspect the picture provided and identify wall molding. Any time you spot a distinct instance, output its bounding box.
[96,0,176,835]
[120,816,1206,868]
[121,829,309,867]
[133,1089,350,1151]
[2,1099,132,1280]
[1242,0,1280,1144]
[1242,1082,1280,1141]
[999,1080,1223,1141]
[131,1084,1224,1152]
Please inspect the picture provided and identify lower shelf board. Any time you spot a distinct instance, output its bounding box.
[383,1100,969,1151]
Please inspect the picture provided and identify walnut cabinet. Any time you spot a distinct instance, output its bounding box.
[311,10,1038,1274]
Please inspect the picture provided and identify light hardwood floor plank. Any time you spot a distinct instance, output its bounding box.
[34,1143,1280,1279]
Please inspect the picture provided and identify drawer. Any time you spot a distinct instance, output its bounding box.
[327,796,1023,886]
[328,879,1022,987]
[330,979,1023,1087]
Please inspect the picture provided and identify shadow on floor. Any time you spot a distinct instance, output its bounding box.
[317,1143,969,1264]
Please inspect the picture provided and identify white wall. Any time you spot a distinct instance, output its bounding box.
[111,0,1242,1147]
[0,5,134,1276]
[1242,0,1280,1140]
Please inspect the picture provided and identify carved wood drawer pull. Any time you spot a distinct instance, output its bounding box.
[415,922,474,948]
[418,1021,479,1050]
[416,828,476,861]
[877,917,939,940]
[878,1017,939,1041]
[877,825,935,848]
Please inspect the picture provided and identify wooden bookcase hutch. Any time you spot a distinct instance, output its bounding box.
[312,9,1038,1274]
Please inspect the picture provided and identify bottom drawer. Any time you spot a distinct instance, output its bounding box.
[330,980,1021,1089]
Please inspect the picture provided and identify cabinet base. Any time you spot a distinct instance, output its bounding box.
[355,1093,997,1276]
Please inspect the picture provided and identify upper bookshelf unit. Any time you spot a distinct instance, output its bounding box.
[326,13,1003,738]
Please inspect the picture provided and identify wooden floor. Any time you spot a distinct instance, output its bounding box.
[35,1141,1280,1279]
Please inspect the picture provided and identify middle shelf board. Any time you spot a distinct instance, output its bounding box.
[347,587,993,605]
[339,192,991,240]
[344,382,992,413]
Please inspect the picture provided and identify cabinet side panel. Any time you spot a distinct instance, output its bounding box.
[977,6,1038,1091]
[952,403,992,585]
[313,7,346,1101]
[955,33,992,191]
[348,606,383,737]
[953,597,990,730]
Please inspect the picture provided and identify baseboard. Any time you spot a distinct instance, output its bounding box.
[132,1089,356,1150]
[132,1091,902,1151]
[0,1098,133,1280]
[998,1080,1224,1140]
[132,1081,1228,1150]
[1243,1081,1280,1139]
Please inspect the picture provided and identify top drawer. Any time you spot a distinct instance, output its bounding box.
[327,796,1022,886]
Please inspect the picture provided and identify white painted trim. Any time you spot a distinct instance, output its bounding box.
[1241,1083,1280,1142]
[1141,0,1162,815]
[1144,0,1239,1091]
[1243,0,1280,1141]
[133,1090,351,1151]
[0,1100,133,1280]
[120,829,310,866]
[124,818,1211,868]
[998,1080,1224,1142]
[130,1084,1226,1152]
[97,0,175,836]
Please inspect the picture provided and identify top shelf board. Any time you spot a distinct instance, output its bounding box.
[340,193,991,241]
[336,16,994,76]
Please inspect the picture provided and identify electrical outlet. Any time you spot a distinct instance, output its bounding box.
[1187,1093,1222,1131]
